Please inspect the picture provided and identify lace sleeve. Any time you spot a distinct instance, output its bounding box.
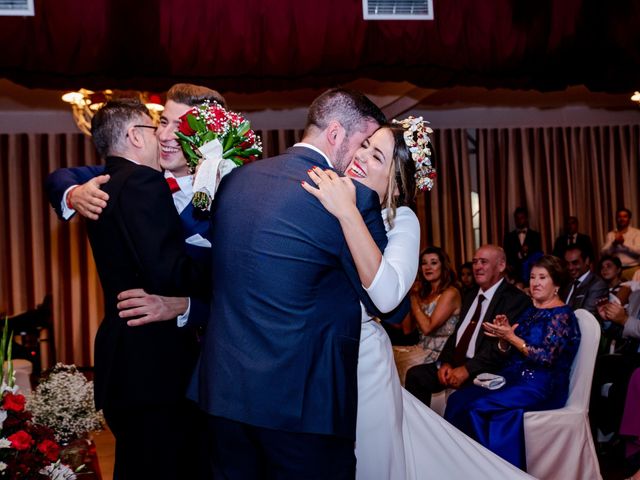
[525,310,577,367]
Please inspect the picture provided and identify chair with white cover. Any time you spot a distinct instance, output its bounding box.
[523,308,602,480]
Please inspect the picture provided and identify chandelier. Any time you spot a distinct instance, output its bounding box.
[61,89,164,136]
[632,91,640,106]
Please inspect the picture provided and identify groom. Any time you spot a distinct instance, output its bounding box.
[190,88,389,478]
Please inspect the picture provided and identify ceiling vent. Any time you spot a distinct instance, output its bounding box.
[0,0,34,16]
[363,0,433,20]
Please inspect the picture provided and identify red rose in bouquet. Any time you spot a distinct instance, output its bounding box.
[175,101,263,211]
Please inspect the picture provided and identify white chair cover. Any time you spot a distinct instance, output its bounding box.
[523,309,602,480]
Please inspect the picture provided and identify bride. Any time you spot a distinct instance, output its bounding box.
[302,117,533,479]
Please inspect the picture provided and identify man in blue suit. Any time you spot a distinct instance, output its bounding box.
[45,83,224,327]
[188,88,389,479]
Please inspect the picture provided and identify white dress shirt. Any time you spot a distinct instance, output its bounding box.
[455,278,505,359]
[602,227,640,267]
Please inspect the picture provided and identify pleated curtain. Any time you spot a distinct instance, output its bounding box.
[2,125,638,367]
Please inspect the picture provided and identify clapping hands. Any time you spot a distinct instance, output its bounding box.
[483,314,518,341]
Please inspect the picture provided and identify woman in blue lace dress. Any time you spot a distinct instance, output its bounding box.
[444,255,581,470]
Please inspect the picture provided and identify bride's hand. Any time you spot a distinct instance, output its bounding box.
[301,167,357,219]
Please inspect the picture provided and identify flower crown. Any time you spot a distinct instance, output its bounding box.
[392,116,436,191]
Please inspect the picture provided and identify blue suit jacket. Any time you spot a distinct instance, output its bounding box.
[45,165,212,326]
[189,146,389,439]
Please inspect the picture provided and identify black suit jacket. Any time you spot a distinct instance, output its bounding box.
[563,271,608,318]
[503,228,543,281]
[438,280,531,377]
[87,157,210,410]
[552,232,594,260]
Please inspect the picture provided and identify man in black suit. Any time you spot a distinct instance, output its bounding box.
[503,206,543,284]
[405,244,531,406]
[85,99,209,479]
[552,216,594,260]
[563,244,608,318]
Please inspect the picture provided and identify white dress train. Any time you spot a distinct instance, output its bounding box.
[355,207,534,479]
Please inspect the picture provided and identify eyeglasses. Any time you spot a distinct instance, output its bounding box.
[133,124,158,132]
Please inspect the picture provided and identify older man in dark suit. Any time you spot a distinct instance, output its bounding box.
[405,244,531,407]
[84,99,210,479]
[44,83,225,328]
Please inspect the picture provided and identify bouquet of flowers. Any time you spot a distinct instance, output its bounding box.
[0,321,76,479]
[175,101,262,210]
[27,364,104,444]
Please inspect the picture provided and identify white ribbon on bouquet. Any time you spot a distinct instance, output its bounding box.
[192,139,239,211]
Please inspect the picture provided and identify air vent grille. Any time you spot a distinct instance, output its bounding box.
[0,0,34,16]
[363,0,433,20]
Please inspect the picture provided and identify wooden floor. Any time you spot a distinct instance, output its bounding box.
[92,427,115,480]
[90,425,637,480]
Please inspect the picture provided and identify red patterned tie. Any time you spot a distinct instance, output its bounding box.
[453,294,486,367]
[166,176,180,194]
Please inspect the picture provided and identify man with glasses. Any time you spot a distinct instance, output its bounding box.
[45,83,225,328]
[84,98,210,479]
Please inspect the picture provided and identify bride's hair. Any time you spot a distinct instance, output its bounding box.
[382,126,417,227]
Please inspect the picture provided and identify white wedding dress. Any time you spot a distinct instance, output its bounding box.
[355,207,534,480]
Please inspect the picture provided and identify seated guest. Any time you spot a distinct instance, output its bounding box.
[458,261,476,296]
[404,245,531,406]
[393,247,461,384]
[620,368,640,471]
[590,291,640,442]
[503,206,543,284]
[563,244,608,319]
[602,207,640,280]
[599,255,632,352]
[552,215,594,260]
[445,255,580,470]
[600,255,632,304]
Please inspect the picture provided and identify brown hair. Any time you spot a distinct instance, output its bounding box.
[418,246,457,297]
[166,83,227,108]
[382,126,417,226]
[531,255,571,289]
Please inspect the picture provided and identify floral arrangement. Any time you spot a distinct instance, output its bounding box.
[175,100,262,210]
[0,320,76,479]
[27,364,104,445]
[392,116,437,192]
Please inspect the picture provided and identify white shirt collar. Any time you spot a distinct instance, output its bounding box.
[294,142,334,168]
[577,270,590,284]
[478,277,505,303]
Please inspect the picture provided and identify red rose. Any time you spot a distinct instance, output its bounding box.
[3,392,26,412]
[8,430,34,450]
[178,115,196,136]
[205,105,228,133]
[37,439,61,462]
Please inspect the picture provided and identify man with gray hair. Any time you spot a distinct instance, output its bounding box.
[85,99,209,479]
[405,244,531,407]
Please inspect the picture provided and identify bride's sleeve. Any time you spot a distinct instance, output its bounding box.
[363,208,420,313]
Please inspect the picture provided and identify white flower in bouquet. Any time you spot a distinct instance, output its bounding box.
[28,364,104,444]
[175,101,262,211]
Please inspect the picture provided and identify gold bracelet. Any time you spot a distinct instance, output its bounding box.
[520,342,528,353]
